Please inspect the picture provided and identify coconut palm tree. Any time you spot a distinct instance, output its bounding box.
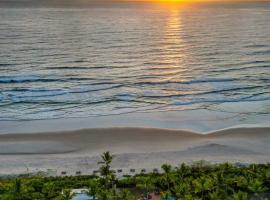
[43,182,57,199]
[248,179,267,198]
[175,163,191,181]
[86,179,99,200]
[232,191,248,200]
[118,189,135,200]
[13,179,23,198]
[208,188,230,200]
[173,182,190,199]
[235,175,248,189]
[160,190,173,200]
[161,164,172,192]
[98,151,115,189]
[97,189,114,200]
[8,179,28,200]
[192,176,213,200]
[56,189,75,200]
[181,194,200,200]
[98,151,114,168]
[136,176,154,199]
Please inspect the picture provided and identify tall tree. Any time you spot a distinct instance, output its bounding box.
[161,164,172,191]
[98,151,115,189]
[193,176,213,200]
[86,179,100,200]
[136,176,154,199]
[55,189,75,200]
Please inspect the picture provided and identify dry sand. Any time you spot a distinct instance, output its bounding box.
[0,127,270,175]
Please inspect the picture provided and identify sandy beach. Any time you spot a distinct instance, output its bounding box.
[0,127,270,175]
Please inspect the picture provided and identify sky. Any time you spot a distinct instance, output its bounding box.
[0,0,269,7]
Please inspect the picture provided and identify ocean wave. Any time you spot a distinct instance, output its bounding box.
[1,4,270,121]
[46,65,128,70]
[135,78,239,86]
[0,75,57,83]
[71,84,121,93]
[3,85,269,106]
[4,95,270,108]
[5,98,149,106]
[211,64,270,73]
[171,96,270,106]
[0,75,99,83]
[45,66,90,70]
[244,44,269,48]
[8,89,69,99]
[140,85,264,98]
[247,49,270,55]
[1,84,122,100]
[0,63,16,67]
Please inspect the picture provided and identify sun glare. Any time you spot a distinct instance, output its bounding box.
[135,0,216,3]
[153,0,187,2]
[159,0,184,2]
[143,0,201,4]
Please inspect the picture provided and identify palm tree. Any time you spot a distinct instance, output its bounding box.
[110,188,118,200]
[86,179,99,200]
[97,189,114,200]
[208,189,229,200]
[174,182,190,199]
[118,189,135,200]
[98,151,114,168]
[160,190,172,200]
[13,179,23,198]
[181,194,200,200]
[193,176,213,200]
[98,151,115,189]
[43,182,57,199]
[176,163,191,181]
[136,176,154,199]
[235,175,248,189]
[232,191,248,200]
[8,179,26,200]
[248,179,267,198]
[56,189,75,200]
[161,164,172,192]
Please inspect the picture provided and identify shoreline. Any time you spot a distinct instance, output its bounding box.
[1,100,270,134]
[0,126,269,175]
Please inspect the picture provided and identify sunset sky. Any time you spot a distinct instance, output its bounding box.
[0,0,269,9]
[1,0,269,3]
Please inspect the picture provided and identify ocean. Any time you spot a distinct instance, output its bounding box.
[0,2,270,127]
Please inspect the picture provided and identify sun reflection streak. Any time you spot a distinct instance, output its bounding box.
[165,9,183,47]
[161,8,188,83]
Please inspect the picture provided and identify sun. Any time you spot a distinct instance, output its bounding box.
[127,0,198,3]
[146,0,197,3]
[135,0,216,3]
[158,0,181,1]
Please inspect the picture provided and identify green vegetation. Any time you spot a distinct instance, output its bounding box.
[0,152,270,199]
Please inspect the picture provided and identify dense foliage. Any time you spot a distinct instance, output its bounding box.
[0,152,270,199]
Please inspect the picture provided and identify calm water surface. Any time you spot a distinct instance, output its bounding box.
[0,3,270,121]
